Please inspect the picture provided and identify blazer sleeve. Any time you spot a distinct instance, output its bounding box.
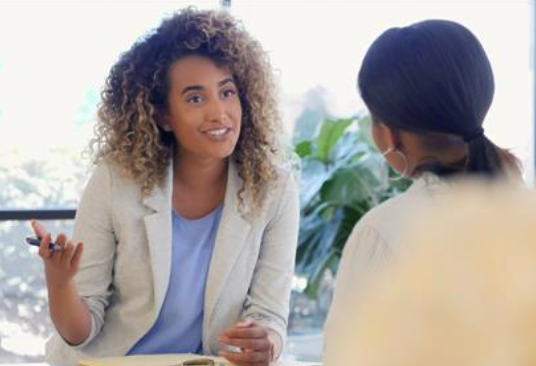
[63,162,117,349]
[240,172,300,357]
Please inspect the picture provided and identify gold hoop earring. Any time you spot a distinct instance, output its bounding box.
[381,147,409,181]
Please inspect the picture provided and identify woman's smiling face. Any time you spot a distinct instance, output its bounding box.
[165,55,242,161]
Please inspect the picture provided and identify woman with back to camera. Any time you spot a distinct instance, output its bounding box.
[31,7,299,366]
[324,19,521,364]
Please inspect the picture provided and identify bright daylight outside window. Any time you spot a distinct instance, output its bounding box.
[0,0,534,363]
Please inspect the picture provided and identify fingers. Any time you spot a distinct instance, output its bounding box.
[60,241,83,269]
[44,232,67,264]
[60,241,76,266]
[236,319,254,328]
[71,243,84,272]
[54,237,81,269]
[221,350,269,366]
[221,337,271,351]
[37,230,82,272]
[34,226,83,286]
[222,323,268,340]
[56,233,68,250]
[38,233,53,259]
[219,322,271,366]
[31,219,49,239]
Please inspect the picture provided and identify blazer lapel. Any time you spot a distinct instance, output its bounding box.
[204,162,252,326]
[142,161,173,317]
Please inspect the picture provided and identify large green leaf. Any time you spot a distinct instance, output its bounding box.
[314,118,354,163]
[296,209,341,273]
[298,160,332,209]
[331,133,369,164]
[295,140,313,158]
[323,169,355,204]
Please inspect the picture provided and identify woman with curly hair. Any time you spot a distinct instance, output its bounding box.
[31,7,299,366]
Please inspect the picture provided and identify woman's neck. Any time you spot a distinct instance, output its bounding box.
[173,149,228,190]
[171,149,229,219]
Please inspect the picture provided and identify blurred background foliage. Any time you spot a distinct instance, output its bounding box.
[294,116,411,298]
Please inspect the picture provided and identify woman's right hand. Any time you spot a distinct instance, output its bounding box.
[31,220,91,345]
[31,220,84,287]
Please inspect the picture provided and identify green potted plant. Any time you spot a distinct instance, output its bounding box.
[295,116,411,298]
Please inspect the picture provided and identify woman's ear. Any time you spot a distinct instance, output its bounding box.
[374,119,401,151]
[383,124,402,150]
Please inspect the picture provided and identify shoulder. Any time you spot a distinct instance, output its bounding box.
[87,159,120,186]
[245,165,299,223]
[267,166,299,213]
[358,190,413,230]
[90,159,137,186]
[273,165,299,197]
[354,178,441,247]
[84,159,144,202]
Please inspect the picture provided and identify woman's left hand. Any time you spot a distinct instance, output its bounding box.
[219,319,274,366]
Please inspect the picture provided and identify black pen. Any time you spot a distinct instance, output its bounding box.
[25,237,62,251]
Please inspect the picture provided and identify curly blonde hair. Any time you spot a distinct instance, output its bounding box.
[92,7,286,211]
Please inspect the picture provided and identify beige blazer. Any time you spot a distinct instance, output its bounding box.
[45,160,299,366]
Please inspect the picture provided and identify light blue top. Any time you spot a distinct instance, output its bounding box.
[128,204,223,355]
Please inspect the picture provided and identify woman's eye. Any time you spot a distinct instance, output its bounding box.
[186,95,203,104]
[222,89,237,99]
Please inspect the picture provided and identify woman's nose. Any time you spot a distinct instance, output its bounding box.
[206,98,227,123]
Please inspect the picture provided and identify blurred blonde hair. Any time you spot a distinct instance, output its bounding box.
[330,182,536,366]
